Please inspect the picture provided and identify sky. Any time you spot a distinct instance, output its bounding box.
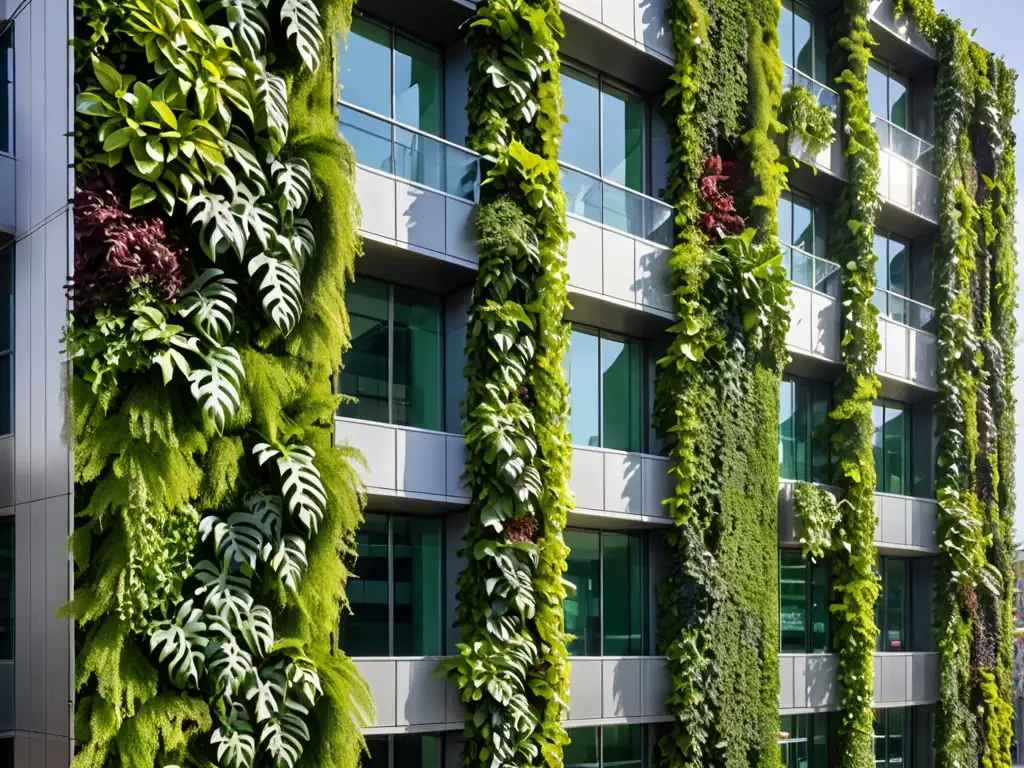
[933,0,1024,540]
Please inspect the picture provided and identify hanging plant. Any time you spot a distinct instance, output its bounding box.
[792,482,843,562]
[780,84,836,162]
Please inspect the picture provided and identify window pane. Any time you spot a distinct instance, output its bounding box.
[394,35,441,134]
[778,4,795,69]
[392,517,442,656]
[600,336,642,452]
[886,708,905,767]
[564,727,599,767]
[601,85,645,192]
[811,713,829,767]
[779,193,794,247]
[0,27,11,154]
[780,714,809,768]
[603,725,643,768]
[342,514,390,655]
[794,379,809,482]
[602,534,643,655]
[564,531,601,656]
[0,354,9,436]
[887,237,908,297]
[889,74,909,130]
[780,550,809,652]
[873,233,890,290]
[340,105,393,174]
[874,712,887,763]
[811,558,829,652]
[868,62,890,120]
[563,164,603,222]
[0,519,12,659]
[393,734,441,768]
[393,286,442,430]
[883,403,907,494]
[872,404,885,493]
[561,68,600,175]
[791,195,814,253]
[341,18,392,116]
[885,559,906,651]
[394,127,444,190]
[0,248,10,351]
[810,383,830,485]
[340,279,390,423]
[779,379,796,480]
[793,5,814,75]
[362,736,390,768]
[568,329,601,448]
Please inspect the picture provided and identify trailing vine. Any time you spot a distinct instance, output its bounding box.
[792,482,843,562]
[441,1,573,766]
[826,2,882,766]
[68,1,370,767]
[780,85,836,163]
[656,1,789,766]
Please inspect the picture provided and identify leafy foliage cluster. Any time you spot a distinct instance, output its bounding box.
[791,482,844,562]
[69,1,371,766]
[697,155,746,239]
[441,2,574,766]
[656,1,790,766]
[780,84,836,163]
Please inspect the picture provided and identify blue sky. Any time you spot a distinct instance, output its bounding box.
[934,1,1024,538]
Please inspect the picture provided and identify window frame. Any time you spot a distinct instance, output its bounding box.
[338,277,445,430]
[869,58,913,129]
[564,528,648,657]
[876,556,911,652]
[0,246,11,437]
[873,707,910,766]
[779,712,830,768]
[341,512,445,657]
[873,399,913,496]
[362,733,444,768]
[778,0,827,82]
[779,375,831,485]
[564,724,645,768]
[0,21,12,156]
[779,549,830,653]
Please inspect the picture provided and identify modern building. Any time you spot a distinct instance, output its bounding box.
[0,0,1012,767]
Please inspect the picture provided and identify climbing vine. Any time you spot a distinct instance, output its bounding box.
[780,85,836,163]
[441,1,573,765]
[792,482,843,562]
[68,1,370,766]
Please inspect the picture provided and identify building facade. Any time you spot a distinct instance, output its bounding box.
[0,0,1016,767]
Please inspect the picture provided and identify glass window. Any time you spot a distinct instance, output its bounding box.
[868,60,911,129]
[562,68,601,176]
[394,36,442,134]
[339,278,443,430]
[872,400,910,496]
[0,24,11,154]
[779,550,829,653]
[779,377,830,484]
[780,714,829,768]
[342,513,443,656]
[362,734,442,768]
[0,246,10,436]
[778,2,827,81]
[778,192,834,293]
[0,518,12,660]
[564,530,645,656]
[876,557,909,652]
[565,726,643,768]
[873,708,908,767]
[341,18,393,118]
[0,738,10,768]
[566,328,644,453]
[872,232,913,325]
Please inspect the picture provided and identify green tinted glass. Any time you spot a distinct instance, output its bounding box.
[362,736,390,767]
[392,735,441,768]
[565,530,601,655]
[602,534,643,655]
[0,518,12,659]
[342,514,390,655]
[779,379,796,480]
[779,377,829,483]
[883,402,908,494]
[394,35,441,134]
[392,517,442,656]
[884,558,907,651]
[392,286,442,430]
[564,727,599,767]
[603,725,643,768]
[780,550,808,652]
[339,279,390,423]
[602,84,645,192]
[561,67,600,175]
[567,329,601,448]
[780,714,808,768]
[811,557,829,652]
[600,335,643,452]
[341,18,391,116]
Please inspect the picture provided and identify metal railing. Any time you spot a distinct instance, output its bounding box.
[561,162,674,247]
[783,63,839,112]
[872,287,936,333]
[782,244,841,297]
[338,103,481,202]
[874,114,936,175]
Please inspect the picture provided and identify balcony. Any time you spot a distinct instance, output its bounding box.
[783,65,844,179]
[779,652,939,712]
[875,116,939,224]
[874,290,938,391]
[355,656,671,732]
[784,246,841,363]
[571,446,672,526]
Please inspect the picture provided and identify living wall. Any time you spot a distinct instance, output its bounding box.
[68,1,370,766]
[441,1,574,765]
[656,1,791,766]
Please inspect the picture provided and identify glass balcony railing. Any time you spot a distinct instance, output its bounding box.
[872,288,936,333]
[783,244,841,297]
[561,163,674,247]
[783,63,839,112]
[339,103,480,202]
[874,115,936,175]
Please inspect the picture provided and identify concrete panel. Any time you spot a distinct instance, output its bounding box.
[635,241,672,313]
[335,419,397,492]
[635,0,672,58]
[396,181,447,255]
[14,733,71,768]
[356,168,397,240]
[911,500,938,550]
[601,227,636,304]
[570,447,606,512]
[563,0,601,21]
[878,654,909,704]
[811,289,840,360]
[641,456,672,520]
[0,154,13,236]
[568,658,603,721]
[805,655,839,709]
[603,451,643,515]
[396,428,448,497]
[779,655,795,710]
[880,495,908,547]
[0,661,10,731]
[567,218,604,295]
[882,319,909,380]
[910,330,937,389]
[355,660,398,728]
[444,198,478,266]
[602,657,641,718]
[601,0,634,41]
[396,658,449,727]
[640,657,670,716]
[444,437,469,500]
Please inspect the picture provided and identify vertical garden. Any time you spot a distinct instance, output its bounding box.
[68,0,370,766]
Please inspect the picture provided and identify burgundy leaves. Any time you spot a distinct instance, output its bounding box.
[697,155,746,240]
[71,169,185,311]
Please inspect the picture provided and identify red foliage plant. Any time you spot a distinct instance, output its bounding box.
[504,515,539,544]
[70,169,185,312]
[697,155,746,240]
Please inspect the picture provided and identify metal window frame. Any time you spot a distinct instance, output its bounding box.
[875,398,913,496]
[781,0,825,83]
[0,246,11,437]
[869,57,913,129]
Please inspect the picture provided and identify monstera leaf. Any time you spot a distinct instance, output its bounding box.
[233,184,279,249]
[213,0,270,60]
[244,668,281,723]
[239,604,275,657]
[188,190,247,261]
[207,636,255,700]
[188,343,244,433]
[193,559,254,628]
[150,600,209,689]
[225,130,270,193]
[199,513,262,569]
[252,64,288,154]
[243,491,285,542]
[280,0,323,72]
[271,157,312,215]
[260,710,307,768]
[278,218,315,272]
[210,703,257,768]
[247,254,303,336]
[264,534,307,591]
[253,442,327,534]
[179,269,238,344]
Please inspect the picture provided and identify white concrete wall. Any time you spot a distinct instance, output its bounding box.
[561,0,673,61]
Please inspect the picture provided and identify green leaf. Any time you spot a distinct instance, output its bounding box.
[149,600,208,689]
[179,269,238,343]
[188,191,247,261]
[187,343,245,433]
[129,182,157,208]
[104,126,138,152]
[247,253,303,336]
[91,56,123,95]
[279,0,323,71]
[253,442,327,535]
[210,704,256,768]
[238,605,274,657]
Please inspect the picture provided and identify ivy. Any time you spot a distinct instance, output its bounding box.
[780,85,836,163]
[68,1,371,767]
[792,482,843,562]
[442,2,573,766]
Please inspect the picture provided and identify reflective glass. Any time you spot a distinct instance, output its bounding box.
[887,237,908,296]
[567,329,601,448]
[362,736,390,768]
[868,62,890,121]
[886,708,905,766]
[780,550,808,652]
[778,194,794,247]
[0,518,12,659]
[392,734,441,768]
[339,279,390,423]
[811,558,829,651]
[779,379,796,480]
[884,558,906,651]
[791,195,814,253]
[600,335,643,453]
[341,18,392,116]
[780,715,808,768]
[564,727,599,767]
[342,514,390,655]
[392,517,442,656]
[394,35,441,134]
[0,355,9,436]
[603,183,645,240]
[603,725,643,768]
[778,4,795,69]
[602,534,643,655]
[0,26,11,154]
[0,247,9,350]
[561,67,601,175]
[392,286,442,430]
[793,5,814,77]
[563,165,603,223]
[779,377,829,483]
[882,403,907,495]
[564,530,601,656]
[889,75,909,130]
[394,127,444,190]
[601,85,645,192]
[340,106,393,174]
